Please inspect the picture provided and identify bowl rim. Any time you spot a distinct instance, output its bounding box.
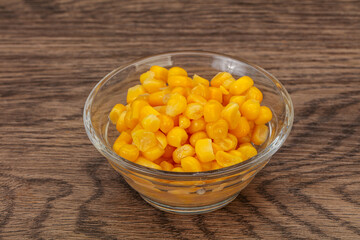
[83,50,294,180]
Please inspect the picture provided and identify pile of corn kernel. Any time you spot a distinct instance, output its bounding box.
[109,66,272,172]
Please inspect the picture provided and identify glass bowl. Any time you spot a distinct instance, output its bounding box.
[83,51,294,214]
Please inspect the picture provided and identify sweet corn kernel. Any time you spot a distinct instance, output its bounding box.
[222,77,236,90]
[163,145,176,158]
[238,143,258,160]
[184,103,204,120]
[191,83,210,100]
[140,71,155,84]
[201,161,213,171]
[211,142,223,154]
[246,86,263,103]
[131,99,149,120]
[109,104,126,124]
[173,144,195,163]
[181,156,202,172]
[188,118,206,134]
[142,145,165,161]
[142,78,166,93]
[159,114,174,134]
[223,93,232,106]
[172,87,189,97]
[116,111,128,132]
[168,66,188,77]
[238,134,251,144]
[172,167,185,172]
[127,85,146,104]
[208,87,223,103]
[229,150,244,158]
[211,161,222,170]
[215,151,244,167]
[255,106,273,125]
[168,75,190,88]
[189,131,208,147]
[135,94,149,102]
[229,117,250,138]
[229,76,254,95]
[148,90,169,106]
[167,127,188,147]
[130,124,143,136]
[204,100,223,123]
[117,144,139,162]
[251,124,269,145]
[179,115,191,129]
[230,95,246,108]
[135,157,162,170]
[187,94,207,105]
[193,74,209,86]
[154,105,167,114]
[160,161,174,171]
[213,133,238,151]
[206,119,228,140]
[139,105,160,120]
[195,138,215,162]
[155,131,167,149]
[219,85,230,95]
[125,109,138,129]
[211,72,233,87]
[132,129,158,152]
[240,99,260,120]
[221,102,241,129]
[113,131,132,153]
[150,65,168,81]
[141,114,160,132]
[166,93,187,117]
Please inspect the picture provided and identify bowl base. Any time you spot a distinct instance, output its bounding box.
[141,193,239,215]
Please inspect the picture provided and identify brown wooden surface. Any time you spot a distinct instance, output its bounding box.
[1,0,359,239]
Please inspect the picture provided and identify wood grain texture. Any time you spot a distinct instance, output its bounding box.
[0,0,359,239]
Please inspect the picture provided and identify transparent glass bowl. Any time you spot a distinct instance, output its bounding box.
[83,51,294,214]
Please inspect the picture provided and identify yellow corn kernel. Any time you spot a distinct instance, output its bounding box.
[187,77,196,88]
[189,131,208,147]
[168,66,188,77]
[139,105,160,120]
[140,70,155,84]
[255,106,273,125]
[172,144,195,163]
[141,114,160,132]
[168,75,190,88]
[195,138,215,162]
[155,131,167,149]
[230,95,246,108]
[179,115,191,129]
[109,104,126,124]
[219,85,230,95]
[131,99,149,120]
[150,65,168,81]
[203,100,223,123]
[113,131,132,153]
[206,119,228,140]
[154,105,167,114]
[208,87,223,103]
[221,102,241,129]
[163,145,176,158]
[193,74,210,86]
[201,161,213,171]
[211,72,233,87]
[125,109,138,129]
[160,161,174,171]
[251,124,269,145]
[184,103,204,120]
[240,99,260,120]
[238,134,252,144]
[127,85,146,104]
[229,76,254,95]
[166,93,187,117]
[142,145,165,161]
[181,156,202,172]
[158,114,174,134]
[229,116,250,138]
[135,93,150,102]
[130,123,143,135]
[222,77,236,90]
[131,129,158,152]
[215,151,244,167]
[116,111,128,132]
[223,93,232,106]
[229,150,244,158]
[167,127,188,147]
[142,78,166,93]
[246,86,263,103]
[214,133,238,151]
[148,90,168,106]
[117,144,139,162]
[211,161,222,170]
[191,83,210,100]
[238,143,258,160]
[172,167,185,172]
[212,142,223,154]
[135,157,162,170]
[172,87,190,98]
[187,94,207,105]
[188,118,206,134]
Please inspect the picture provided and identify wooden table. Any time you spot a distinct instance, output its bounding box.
[1,0,359,239]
